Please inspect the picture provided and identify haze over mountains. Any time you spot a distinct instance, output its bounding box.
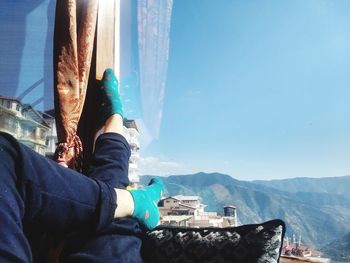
[254,176,350,200]
[141,173,350,249]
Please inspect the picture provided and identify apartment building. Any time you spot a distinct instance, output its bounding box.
[0,96,50,155]
[42,109,57,158]
[159,195,237,228]
[123,119,140,185]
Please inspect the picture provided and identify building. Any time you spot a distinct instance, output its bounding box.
[0,96,141,181]
[158,195,238,228]
[280,256,330,263]
[159,195,204,217]
[123,119,140,185]
[222,205,238,227]
[158,195,203,227]
[160,215,193,227]
[281,237,330,263]
[42,109,57,158]
[0,96,50,155]
[2,99,141,184]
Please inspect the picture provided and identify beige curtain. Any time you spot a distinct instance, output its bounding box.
[53,0,99,171]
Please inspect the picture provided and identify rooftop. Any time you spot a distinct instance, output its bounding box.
[172,195,200,201]
[0,96,50,128]
[123,119,138,131]
[0,95,21,104]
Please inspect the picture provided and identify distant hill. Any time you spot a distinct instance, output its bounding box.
[253,176,350,199]
[141,172,350,249]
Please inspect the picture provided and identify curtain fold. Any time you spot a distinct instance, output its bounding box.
[137,0,173,142]
[53,0,99,171]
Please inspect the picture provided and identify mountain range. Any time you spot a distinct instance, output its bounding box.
[140,172,350,250]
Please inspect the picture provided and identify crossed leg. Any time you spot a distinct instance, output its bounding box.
[0,132,117,263]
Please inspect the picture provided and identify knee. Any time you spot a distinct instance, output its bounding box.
[0,132,20,158]
[0,131,17,145]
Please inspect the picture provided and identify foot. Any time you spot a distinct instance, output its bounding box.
[129,178,165,230]
[98,68,123,127]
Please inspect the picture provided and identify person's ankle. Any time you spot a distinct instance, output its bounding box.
[129,178,165,230]
[97,68,123,128]
[114,189,135,218]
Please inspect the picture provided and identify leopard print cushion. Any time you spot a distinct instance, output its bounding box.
[142,219,285,263]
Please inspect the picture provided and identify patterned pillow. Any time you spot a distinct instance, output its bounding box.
[142,219,285,263]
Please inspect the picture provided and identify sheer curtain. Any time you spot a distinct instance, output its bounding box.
[137,0,173,144]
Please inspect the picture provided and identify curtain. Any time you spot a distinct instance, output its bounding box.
[137,0,173,142]
[53,0,99,171]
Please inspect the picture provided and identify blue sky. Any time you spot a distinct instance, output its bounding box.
[139,0,350,180]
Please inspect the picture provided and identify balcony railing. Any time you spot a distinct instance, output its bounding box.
[128,138,140,148]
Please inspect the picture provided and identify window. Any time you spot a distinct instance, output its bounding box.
[39,129,46,140]
[16,104,20,111]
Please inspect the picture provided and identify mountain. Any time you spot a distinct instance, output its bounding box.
[141,173,350,249]
[253,176,350,199]
[322,232,350,262]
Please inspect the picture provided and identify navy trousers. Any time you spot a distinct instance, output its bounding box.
[0,132,143,263]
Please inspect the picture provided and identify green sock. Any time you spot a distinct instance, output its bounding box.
[129,178,165,230]
[98,68,123,126]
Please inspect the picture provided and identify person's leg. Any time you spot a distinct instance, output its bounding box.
[63,121,162,263]
[0,133,31,263]
[60,116,144,263]
[87,115,130,189]
[90,116,164,228]
[60,218,143,263]
[88,69,164,229]
[60,69,163,263]
[0,132,117,262]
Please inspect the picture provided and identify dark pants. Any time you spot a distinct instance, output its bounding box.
[0,132,143,263]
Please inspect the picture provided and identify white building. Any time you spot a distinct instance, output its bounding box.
[159,195,230,227]
[159,195,203,217]
[123,119,140,185]
[42,110,57,158]
[0,96,50,155]
[16,104,141,184]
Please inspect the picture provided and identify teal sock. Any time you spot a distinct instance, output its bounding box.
[129,178,165,230]
[98,68,123,126]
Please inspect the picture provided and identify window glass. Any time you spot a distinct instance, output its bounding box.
[1,2,349,261]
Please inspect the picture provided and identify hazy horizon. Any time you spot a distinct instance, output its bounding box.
[139,171,350,182]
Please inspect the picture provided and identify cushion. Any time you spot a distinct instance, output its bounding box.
[142,219,285,263]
